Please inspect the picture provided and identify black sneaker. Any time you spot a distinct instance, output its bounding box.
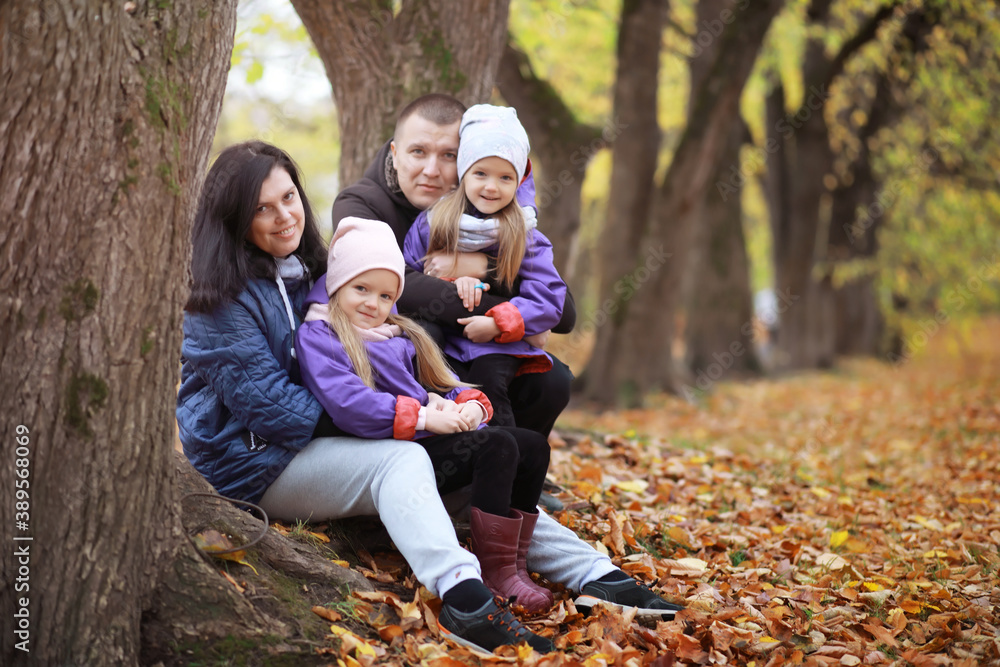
[438,596,554,655]
[574,577,684,620]
[538,491,564,512]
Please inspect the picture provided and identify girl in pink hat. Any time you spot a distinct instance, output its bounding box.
[297,217,556,615]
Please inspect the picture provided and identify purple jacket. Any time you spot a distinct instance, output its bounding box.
[296,281,492,440]
[403,208,565,374]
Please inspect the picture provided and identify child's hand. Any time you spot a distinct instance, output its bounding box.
[425,409,472,434]
[457,315,501,343]
[459,402,485,430]
[454,276,490,311]
[524,330,551,349]
[426,393,448,411]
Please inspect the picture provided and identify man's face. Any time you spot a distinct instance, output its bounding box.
[390,115,460,211]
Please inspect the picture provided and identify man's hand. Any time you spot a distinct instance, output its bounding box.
[425,409,472,434]
[457,315,501,343]
[454,276,490,311]
[424,251,489,280]
[524,330,551,349]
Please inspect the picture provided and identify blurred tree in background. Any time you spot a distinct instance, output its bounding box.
[220,0,1000,407]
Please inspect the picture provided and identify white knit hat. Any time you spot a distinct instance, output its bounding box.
[325,218,405,301]
[457,104,530,183]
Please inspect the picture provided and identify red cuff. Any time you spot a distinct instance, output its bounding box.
[455,389,493,424]
[486,302,524,343]
[393,396,422,440]
[514,354,553,377]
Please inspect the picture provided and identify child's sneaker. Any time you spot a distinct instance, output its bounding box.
[438,596,554,655]
[574,576,684,620]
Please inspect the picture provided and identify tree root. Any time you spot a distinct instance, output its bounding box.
[140,453,395,665]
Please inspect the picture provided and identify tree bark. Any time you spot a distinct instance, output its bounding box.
[291,0,510,188]
[581,0,667,406]
[0,1,236,664]
[496,41,603,281]
[586,0,784,406]
[682,0,760,384]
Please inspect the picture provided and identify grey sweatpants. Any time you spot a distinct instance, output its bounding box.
[259,437,615,597]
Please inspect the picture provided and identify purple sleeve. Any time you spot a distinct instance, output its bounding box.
[403,211,431,272]
[516,162,537,210]
[509,230,567,336]
[296,320,399,439]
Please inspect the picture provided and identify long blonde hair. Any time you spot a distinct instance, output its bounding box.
[426,176,528,289]
[326,298,465,392]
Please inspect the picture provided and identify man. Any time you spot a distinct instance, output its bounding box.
[328,93,684,622]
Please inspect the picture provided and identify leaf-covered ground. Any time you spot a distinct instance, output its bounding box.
[222,319,1000,666]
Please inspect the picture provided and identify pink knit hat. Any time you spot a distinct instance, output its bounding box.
[325,218,405,301]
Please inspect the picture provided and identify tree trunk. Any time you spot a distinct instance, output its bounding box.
[682,0,760,386]
[828,105,884,358]
[291,0,510,187]
[496,42,603,281]
[828,8,934,357]
[684,121,760,385]
[0,1,236,664]
[586,0,785,406]
[776,70,838,369]
[770,0,903,369]
[581,0,667,406]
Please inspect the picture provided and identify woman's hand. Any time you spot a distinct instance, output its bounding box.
[454,276,490,311]
[456,315,501,343]
[424,251,489,280]
[425,409,472,434]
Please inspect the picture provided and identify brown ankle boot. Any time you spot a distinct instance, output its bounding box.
[510,509,555,608]
[470,508,553,613]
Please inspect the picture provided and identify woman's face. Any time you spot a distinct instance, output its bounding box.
[246,167,305,258]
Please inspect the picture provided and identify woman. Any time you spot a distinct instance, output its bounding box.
[176,141,552,655]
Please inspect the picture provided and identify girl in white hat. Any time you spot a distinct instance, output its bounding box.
[403,104,568,431]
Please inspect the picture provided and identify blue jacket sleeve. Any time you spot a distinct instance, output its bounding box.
[508,230,567,336]
[182,300,323,451]
[296,320,403,439]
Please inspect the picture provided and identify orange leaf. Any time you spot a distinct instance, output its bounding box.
[311,605,342,623]
[378,625,404,642]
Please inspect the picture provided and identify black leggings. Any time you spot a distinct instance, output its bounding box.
[449,354,573,435]
[419,426,550,516]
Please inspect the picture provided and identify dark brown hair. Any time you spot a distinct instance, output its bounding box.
[185,141,327,313]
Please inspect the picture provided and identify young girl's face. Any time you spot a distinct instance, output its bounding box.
[463,156,518,215]
[336,269,399,329]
